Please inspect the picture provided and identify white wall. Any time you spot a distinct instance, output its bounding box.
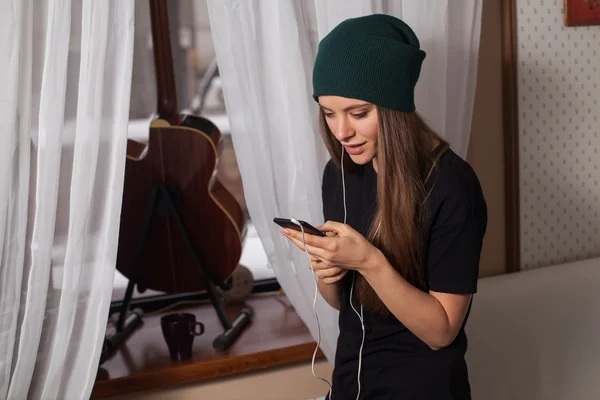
[517,0,600,269]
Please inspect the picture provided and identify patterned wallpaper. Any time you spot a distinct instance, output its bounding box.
[516,0,600,269]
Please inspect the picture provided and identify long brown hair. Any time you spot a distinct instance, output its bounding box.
[318,106,447,315]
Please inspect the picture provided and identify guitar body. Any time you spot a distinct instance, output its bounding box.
[115,0,248,296]
[116,115,246,293]
[110,0,253,354]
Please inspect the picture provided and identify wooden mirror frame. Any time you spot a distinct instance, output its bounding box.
[501,0,520,273]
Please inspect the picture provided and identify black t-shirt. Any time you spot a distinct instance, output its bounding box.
[322,146,487,400]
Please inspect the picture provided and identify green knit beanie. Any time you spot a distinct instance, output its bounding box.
[312,14,426,112]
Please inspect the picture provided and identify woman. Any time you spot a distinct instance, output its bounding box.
[281,14,487,399]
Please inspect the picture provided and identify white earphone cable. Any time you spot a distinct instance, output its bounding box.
[341,145,365,400]
[294,221,333,399]
[291,218,333,399]
[349,272,365,400]
[341,146,347,224]
[295,145,365,400]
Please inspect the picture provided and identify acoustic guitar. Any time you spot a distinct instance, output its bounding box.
[115,0,247,295]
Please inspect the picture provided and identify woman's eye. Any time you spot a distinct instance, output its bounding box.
[351,112,367,119]
[324,113,335,118]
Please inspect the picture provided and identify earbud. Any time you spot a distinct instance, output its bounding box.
[291,217,301,226]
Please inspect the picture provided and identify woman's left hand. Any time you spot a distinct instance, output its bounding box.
[281,221,381,273]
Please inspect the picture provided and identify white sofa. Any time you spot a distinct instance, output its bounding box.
[466,258,600,399]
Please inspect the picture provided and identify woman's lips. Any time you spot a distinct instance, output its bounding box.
[344,142,367,155]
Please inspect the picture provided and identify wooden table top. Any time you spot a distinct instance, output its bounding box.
[92,293,324,398]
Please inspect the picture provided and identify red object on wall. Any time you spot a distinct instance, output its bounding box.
[565,0,600,26]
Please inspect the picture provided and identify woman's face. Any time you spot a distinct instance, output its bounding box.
[319,95,378,165]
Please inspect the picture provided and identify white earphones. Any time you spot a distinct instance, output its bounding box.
[292,217,333,398]
[294,144,365,400]
[341,145,365,400]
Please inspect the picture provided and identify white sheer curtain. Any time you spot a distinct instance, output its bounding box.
[0,1,135,399]
[207,0,482,363]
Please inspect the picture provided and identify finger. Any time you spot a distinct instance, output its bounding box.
[285,241,332,268]
[315,266,343,278]
[309,261,337,272]
[307,258,322,270]
[302,243,331,259]
[283,227,331,250]
[322,277,343,284]
[321,270,348,284]
[310,258,337,268]
[309,257,329,266]
[314,226,337,237]
[281,231,333,261]
[283,233,306,251]
[320,220,348,235]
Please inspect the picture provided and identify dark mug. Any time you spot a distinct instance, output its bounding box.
[160,313,205,361]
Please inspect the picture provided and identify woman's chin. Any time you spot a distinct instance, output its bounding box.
[348,151,375,166]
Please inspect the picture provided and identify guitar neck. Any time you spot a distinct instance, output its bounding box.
[149,0,179,125]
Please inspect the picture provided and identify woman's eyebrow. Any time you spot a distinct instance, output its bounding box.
[343,104,371,112]
[319,104,371,112]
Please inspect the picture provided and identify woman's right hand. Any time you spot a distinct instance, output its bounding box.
[281,229,347,284]
[310,258,348,284]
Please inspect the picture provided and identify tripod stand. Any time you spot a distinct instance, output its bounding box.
[100,182,252,364]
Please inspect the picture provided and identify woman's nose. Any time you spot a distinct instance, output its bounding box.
[334,119,354,142]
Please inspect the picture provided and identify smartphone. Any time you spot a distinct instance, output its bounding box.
[273,217,326,237]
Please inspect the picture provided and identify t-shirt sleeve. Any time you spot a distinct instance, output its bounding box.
[426,175,487,294]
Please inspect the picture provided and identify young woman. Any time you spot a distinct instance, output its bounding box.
[281,14,487,399]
